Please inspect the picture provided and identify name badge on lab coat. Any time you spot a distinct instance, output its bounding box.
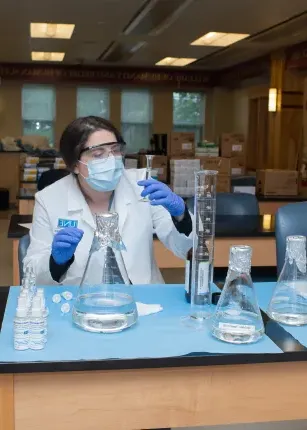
[55,218,79,233]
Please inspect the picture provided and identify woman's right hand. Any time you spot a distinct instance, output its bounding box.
[51,227,84,265]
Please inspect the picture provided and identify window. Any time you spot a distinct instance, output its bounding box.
[77,87,110,119]
[173,92,205,143]
[22,85,56,146]
[121,89,153,153]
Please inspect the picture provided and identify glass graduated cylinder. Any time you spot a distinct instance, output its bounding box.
[211,245,264,344]
[140,154,155,202]
[268,235,307,326]
[190,170,217,321]
[72,213,138,333]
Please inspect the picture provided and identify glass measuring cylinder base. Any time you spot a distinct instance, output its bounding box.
[181,294,212,330]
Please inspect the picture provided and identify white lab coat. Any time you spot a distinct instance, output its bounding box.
[24,169,193,286]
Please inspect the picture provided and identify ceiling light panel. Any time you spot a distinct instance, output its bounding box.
[30,23,75,39]
[191,32,249,47]
[31,52,65,62]
[156,57,197,66]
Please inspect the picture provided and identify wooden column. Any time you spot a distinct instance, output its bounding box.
[299,77,307,196]
[267,52,304,169]
[0,375,14,430]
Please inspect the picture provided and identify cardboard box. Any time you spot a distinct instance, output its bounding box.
[217,175,231,193]
[170,132,195,156]
[170,158,200,197]
[139,155,168,182]
[256,170,298,196]
[221,133,245,158]
[197,157,231,175]
[231,157,246,176]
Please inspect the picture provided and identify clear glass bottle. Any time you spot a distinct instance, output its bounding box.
[72,212,138,333]
[211,245,264,344]
[29,296,45,350]
[268,235,307,326]
[185,232,210,305]
[22,265,36,298]
[14,296,29,351]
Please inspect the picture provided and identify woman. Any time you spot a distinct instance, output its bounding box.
[24,116,193,285]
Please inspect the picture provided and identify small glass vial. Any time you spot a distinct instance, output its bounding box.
[140,154,155,202]
[211,245,264,344]
[29,297,45,350]
[268,235,307,326]
[14,297,29,350]
[23,265,37,298]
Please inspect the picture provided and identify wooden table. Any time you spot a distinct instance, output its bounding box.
[8,214,276,286]
[0,285,307,430]
[258,195,307,215]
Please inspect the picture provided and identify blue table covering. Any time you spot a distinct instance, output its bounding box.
[0,284,281,363]
[255,282,307,348]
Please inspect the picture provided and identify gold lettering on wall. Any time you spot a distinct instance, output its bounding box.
[0,64,211,88]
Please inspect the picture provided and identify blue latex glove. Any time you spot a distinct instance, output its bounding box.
[51,227,84,265]
[138,179,185,217]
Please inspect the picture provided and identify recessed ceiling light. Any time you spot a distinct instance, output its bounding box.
[30,23,75,39]
[31,52,65,62]
[191,32,249,47]
[156,57,197,66]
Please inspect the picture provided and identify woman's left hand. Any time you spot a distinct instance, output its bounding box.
[138,179,185,217]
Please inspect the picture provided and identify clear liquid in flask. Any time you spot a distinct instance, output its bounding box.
[73,287,138,333]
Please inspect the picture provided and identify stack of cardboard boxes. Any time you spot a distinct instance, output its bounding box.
[168,131,247,194]
[169,132,197,196]
[170,158,200,197]
[140,131,249,195]
[219,133,246,192]
[193,133,246,192]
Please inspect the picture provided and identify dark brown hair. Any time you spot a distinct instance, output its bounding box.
[59,116,125,170]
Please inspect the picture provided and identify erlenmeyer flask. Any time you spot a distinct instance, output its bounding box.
[72,212,138,333]
[211,245,264,344]
[268,235,307,326]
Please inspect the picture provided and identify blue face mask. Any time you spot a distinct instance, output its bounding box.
[80,155,124,192]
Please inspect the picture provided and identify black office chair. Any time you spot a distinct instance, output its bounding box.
[18,169,70,283]
[37,169,69,191]
[216,192,259,216]
[186,192,259,216]
[275,202,307,277]
[231,176,256,187]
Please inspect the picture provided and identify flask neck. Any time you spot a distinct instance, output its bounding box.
[94,213,125,251]
[285,241,307,274]
[226,268,253,286]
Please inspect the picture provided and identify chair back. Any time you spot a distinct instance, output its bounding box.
[37,169,69,191]
[186,192,259,216]
[216,192,259,216]
[18,234,30,284]
[275,202,307,276]
[231,176,256,187]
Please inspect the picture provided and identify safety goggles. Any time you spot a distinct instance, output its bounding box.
[79,142,126,161]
